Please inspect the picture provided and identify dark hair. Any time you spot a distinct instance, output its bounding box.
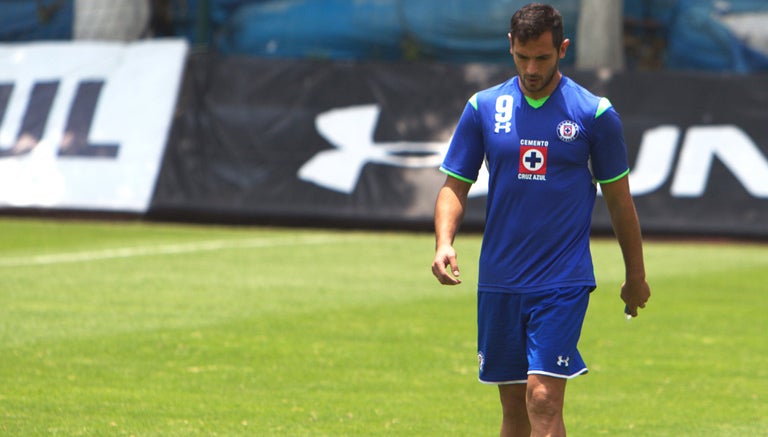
[510,3,564,48]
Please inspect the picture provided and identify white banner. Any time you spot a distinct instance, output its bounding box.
[0,39,188,212]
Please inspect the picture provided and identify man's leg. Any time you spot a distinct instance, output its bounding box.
[526,374,567,437]
[499,384,530,437]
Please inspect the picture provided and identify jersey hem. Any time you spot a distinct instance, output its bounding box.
[478,280,596,295]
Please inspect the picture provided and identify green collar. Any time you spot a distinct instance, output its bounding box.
[524,95,550,109]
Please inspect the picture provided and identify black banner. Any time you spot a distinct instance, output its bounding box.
[150,55,768,237]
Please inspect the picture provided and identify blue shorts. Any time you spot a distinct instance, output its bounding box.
[477,286,591,384]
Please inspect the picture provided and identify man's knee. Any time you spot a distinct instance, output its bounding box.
[500,384,527,412]
[526,376,565,418]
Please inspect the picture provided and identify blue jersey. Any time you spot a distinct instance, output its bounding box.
[441,75,629,294]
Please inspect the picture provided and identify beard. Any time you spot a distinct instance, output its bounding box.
[520,61,559,95]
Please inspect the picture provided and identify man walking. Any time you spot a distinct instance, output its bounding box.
[431,3,651,436]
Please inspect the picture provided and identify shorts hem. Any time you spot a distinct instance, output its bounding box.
[478,378,528,385]
[528,367,588,379]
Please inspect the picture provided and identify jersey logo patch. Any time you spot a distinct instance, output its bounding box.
[557,120,580,142]
[519,146,547,175]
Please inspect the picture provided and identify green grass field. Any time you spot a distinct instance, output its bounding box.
[1,217,767,436]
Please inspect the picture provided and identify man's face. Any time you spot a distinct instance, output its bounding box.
[509,31,568,99]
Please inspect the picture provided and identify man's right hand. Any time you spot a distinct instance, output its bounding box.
[432,245,462,285]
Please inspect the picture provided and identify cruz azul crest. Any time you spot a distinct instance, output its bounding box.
[556,120,579,142]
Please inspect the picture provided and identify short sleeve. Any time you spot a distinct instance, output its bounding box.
[590,106,629,184]
[440,98,486,183]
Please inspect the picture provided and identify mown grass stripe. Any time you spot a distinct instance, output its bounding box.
[0,235,346,267]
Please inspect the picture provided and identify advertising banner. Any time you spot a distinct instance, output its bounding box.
[0,40,188,212]
[152,57,478,226]
[152,56,768,237]
[590,71,768,236]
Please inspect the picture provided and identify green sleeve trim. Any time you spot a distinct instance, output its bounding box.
[524,94,550,109]
[468,93,478,110]
[595,97,612,118]
[597,168,630,184]
[440,167,476,184]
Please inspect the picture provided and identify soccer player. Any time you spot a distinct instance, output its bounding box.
[431,3,651,436]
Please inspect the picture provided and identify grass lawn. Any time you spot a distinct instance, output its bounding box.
[1,218,766,435]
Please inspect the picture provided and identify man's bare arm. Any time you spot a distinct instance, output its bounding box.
[432,176,472,285]
[601,176,651,316]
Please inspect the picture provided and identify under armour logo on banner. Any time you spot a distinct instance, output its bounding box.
[299,104,457,194]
